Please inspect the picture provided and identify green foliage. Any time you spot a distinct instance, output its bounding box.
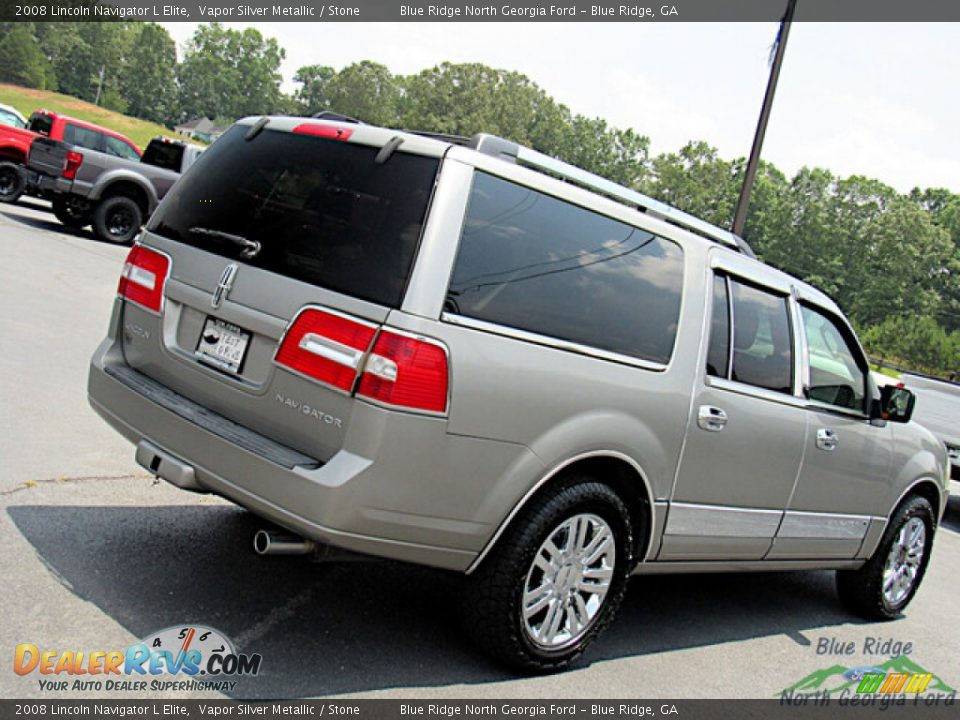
[177,23,285,122]
[0,23,55,90]
[120,24,177,125]
[861,315,960,375]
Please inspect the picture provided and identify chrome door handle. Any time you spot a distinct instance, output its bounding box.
[697,405,728,432]
[816,428,839,451]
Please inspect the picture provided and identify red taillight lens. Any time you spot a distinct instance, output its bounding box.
[63,151,83,180]
[358,331,449,414]
[275,309,377,392]
[118,245,169,313]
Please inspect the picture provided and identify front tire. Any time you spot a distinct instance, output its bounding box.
[0,161,25,204]
[92,195,142,244]
[837,495,935,620]
[462,478,633,672]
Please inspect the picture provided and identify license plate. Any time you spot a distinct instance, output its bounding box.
[196,318,250,374]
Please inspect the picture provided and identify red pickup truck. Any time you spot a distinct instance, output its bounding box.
[0,109,141,204]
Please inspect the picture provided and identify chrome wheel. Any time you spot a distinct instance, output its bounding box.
[882,516,926,607]
[522,513,615,650]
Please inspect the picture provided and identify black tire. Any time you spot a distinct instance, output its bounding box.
[836,495,935,620]
[51,195,91,229]
[461,477,634,672]
[0,161,25,204]
[92,195,142,244]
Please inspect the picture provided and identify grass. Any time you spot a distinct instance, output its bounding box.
[0,83,176,151]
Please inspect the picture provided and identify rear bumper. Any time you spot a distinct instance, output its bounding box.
[23,168,71,195]
[88,330,536,573]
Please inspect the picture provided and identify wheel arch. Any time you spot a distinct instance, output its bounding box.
[891,478,944,526]
[466,450,657,575]
[96,179,152,216]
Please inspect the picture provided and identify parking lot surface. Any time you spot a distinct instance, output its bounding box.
[2,199,958,700]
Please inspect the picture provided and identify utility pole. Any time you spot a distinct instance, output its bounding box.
[732,0,797,237]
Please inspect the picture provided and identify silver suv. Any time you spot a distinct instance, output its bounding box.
[89,116,950,671]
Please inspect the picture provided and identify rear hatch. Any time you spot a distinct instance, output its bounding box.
[118,119,446,463]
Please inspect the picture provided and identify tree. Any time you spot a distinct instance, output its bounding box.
[177,23,285,122]
[293,64,337,113]
[644,141,739,227]
[0,23,55,90]
[119,24,177,125]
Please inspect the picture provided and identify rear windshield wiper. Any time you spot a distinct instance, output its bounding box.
[189,227,261,259]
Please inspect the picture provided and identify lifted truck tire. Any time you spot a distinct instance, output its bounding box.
[51,195,92,229]
[0,161,25,204]
[92,195,142,244]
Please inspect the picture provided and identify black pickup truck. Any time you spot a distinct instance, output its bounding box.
[27,135,204,244]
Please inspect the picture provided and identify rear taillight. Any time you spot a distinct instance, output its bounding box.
[63,151,83,180]
[275,308,377,392]
[118,245,169,313]
[358,331,449,414]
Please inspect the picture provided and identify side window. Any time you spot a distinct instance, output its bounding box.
[728,279,794,394]
[447,172,685,365]
[104,135,140,160]
[63,123,102,152]
[800,305,867,412]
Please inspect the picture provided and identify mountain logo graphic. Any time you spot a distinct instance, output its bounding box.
[781,655,955,696]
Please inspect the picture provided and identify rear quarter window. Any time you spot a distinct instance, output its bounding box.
[447,172,684,365]
[63,123,103,152]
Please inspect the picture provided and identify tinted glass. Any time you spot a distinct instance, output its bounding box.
[28,113,52,136]
[104,135,140,160]
[448,172,684,364]
[801,305,866,411]
[63,123,102,152]
[729,280,793,394]
[142,140,184,171]
[149,126,439,308]
[707,274,730,378]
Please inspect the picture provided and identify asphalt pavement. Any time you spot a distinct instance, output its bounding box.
[1,198,958,700]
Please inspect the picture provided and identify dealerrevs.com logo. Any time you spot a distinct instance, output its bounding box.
[14,625,262,693]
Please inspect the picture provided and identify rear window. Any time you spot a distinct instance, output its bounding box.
[447,172,684,365]
[149,125,440,308]
[28,113,53,136]
[142,140,184,171]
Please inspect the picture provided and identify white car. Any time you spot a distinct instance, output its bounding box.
[0,103,27,129]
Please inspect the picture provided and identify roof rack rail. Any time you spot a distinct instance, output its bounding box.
[468,133,755,257]
[310,110,364,124]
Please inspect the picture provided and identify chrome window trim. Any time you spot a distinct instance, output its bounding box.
[705,376,808,409]
[466,450,658,575]
[440,312,669,372]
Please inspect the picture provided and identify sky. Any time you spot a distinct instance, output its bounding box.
[161,22,960,194]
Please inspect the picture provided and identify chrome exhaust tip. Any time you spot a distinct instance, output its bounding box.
[253,529,316,556]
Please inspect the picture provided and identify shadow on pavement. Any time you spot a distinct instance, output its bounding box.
[9,504,870,698]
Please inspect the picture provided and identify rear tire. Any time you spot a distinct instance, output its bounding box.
[461,477,633,672]
[52,195,91,229]
[0,161,25,204]
[92,195,142,244]
[836,495,935,620]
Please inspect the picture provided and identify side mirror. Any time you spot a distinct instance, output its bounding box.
[873,385,916,423]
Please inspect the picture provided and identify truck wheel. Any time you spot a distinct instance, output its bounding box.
[461,478,633,672]
[836,495,935,620]
[92,196,142,244]
[52,195,91,229]
[0,161,25,204]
